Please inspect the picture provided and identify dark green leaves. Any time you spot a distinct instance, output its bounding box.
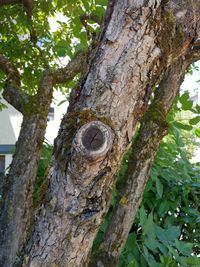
[0,0,107,94]
[179,92,193,111]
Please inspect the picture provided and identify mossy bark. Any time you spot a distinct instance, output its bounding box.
[87,58,188,267]
[0,75,53,267]
[19,1,200,267]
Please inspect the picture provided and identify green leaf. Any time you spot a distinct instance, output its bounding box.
[125,233,136,252]
[57,99,67,106]
[95,0,108,6]
[179,91,190,103]
[174,122,193,131]
[189,116,200,125]
[156,178,163,198]
[127,259,137,267]
[143,213,156,239]
[158,200,169,216]
[179,92,194,110]
[181,100,193,110]
[196,104,200,113]
[54,40,72,58]
[139,205,147,226]
[81,0,90,11]
[185,256,200,266]
[175,240,193,257]
[156,226,180,244]
[93,6,106,17]
[195,128,200,137]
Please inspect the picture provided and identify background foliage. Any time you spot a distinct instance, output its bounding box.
[0,0,107,101]
[92,91,200,267]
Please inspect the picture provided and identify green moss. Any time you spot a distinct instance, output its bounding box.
[33,144,52,207]
[7,205,13,219]
[120,196,127,206]
[79,109,97,124]
[79,109,114,129]
[165,11,176,24]
[189,0,197,7]
[142,102,168,129]
[66,233,72,241]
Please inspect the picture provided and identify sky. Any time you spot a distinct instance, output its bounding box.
[181,61,200,94]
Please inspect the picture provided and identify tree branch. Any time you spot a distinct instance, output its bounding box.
[0,0,21,5]
[0,55,29,113]
[87,57,189,267]
[0,0,33,19]
[187,46,200,63]
[80,14,102,26]
[51,50,88,85]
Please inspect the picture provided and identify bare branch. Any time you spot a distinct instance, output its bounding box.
[0,55,29,113]
[51,50,88,85]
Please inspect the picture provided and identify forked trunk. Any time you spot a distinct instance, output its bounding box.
[20,1,200,266]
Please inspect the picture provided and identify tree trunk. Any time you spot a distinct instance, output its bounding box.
[0,52,86,267]
[0,0,200,266]
[87,58,189,267]
[0,74,53,267]
[19,1,200,267]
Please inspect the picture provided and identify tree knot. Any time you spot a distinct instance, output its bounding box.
[74,121,114,161]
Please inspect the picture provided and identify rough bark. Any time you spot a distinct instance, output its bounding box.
[87,57,191,267]
[0,53,86,267]
[19,1,200,267]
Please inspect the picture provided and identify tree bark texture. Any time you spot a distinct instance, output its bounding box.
[87,58,190,267]
[0,73,54,267]
[0,51,86,267]
[19,1,200,267]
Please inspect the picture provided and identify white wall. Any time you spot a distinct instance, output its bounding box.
[0,90,68,171]
[45,91,68,144]
[0,99,22,145]
[5,154,12,173]
[0,91,68,145]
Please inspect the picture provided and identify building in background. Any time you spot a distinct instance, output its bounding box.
[0,91,67,174]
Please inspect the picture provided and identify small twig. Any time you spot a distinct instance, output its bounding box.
[80,14,102,26]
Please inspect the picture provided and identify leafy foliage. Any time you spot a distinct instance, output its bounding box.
[92,92,200,267]
[0,0,107,94]
[117,127,200,267]
[116,94,200,267]
[33,142,52,206]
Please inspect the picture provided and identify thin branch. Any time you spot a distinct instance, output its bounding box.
[0,54,20,86]
[0,55,29,113]
[0,0,21,5]
[51,50,88,85]
[80,14,102,26]
[80,14,102,41]
[187,46,200,63]
[0,0,33,19]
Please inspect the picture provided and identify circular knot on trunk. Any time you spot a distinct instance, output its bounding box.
[74,121,114,161]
